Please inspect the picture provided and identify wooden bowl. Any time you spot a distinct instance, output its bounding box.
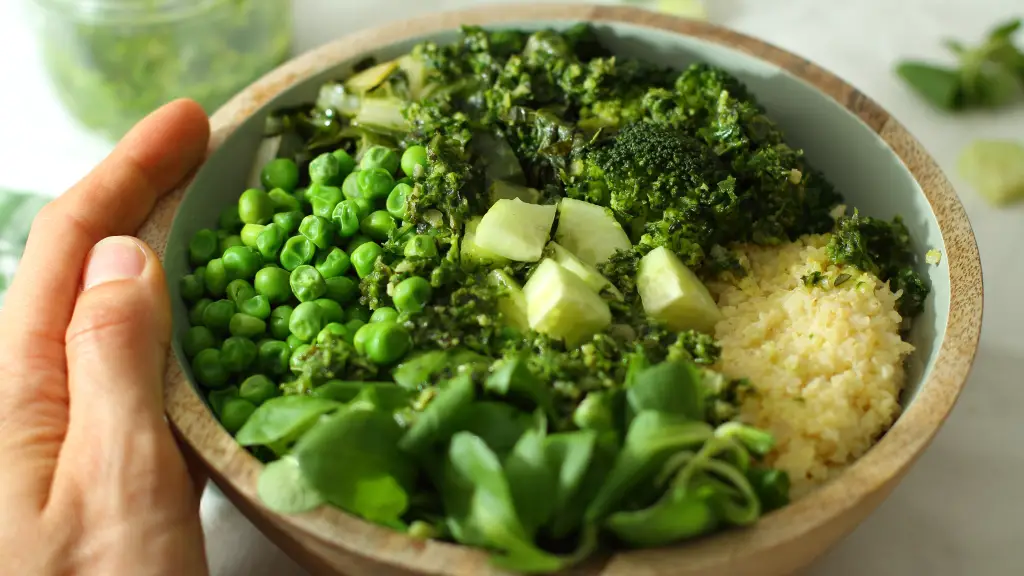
[138,4,984,575]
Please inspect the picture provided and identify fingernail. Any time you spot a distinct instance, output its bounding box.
[83,236,148,291]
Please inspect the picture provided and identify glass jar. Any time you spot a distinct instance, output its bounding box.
[29,0,294,140]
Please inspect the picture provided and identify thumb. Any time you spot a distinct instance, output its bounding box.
[64,235,172,430]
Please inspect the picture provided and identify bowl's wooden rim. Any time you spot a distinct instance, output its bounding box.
[138,4,984,575]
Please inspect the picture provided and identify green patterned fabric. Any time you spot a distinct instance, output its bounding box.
[0,190,49,305]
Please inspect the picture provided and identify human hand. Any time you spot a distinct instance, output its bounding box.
[0,100,211,575]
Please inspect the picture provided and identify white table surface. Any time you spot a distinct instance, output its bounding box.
[2,0,1022,574]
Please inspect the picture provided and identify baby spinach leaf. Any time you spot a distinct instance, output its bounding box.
[691,460,761,526]
[294,407,416,525]
[714,421,776,457]
[503,427,556,537]
[626,360,704,421]
[443,432,588,574]
[605,480,719,547]
[392,350,449,390]
[257,455,325,514]
[542,429,600,538]
[485,356,557,420]
[896,62,963,110]
[399,372,476,453]
[393,348,490,390]
[585,411,713,522]
[454,401,534,456]
[311,380,403,403]
[235,395,342,447]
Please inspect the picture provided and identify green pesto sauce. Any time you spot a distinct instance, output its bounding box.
[36,0,293,140]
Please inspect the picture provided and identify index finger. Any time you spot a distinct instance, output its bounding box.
[3,99,210,363]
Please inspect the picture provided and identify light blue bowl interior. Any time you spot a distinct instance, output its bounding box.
[166,21,948,414]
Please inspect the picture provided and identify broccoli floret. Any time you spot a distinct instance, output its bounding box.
[826,211,931,317]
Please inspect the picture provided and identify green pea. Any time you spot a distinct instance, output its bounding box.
[286,334,304,352]
[345,234,373,254]
[396,176,413,187]
[280,236,316,271]
[226,279,256,307]
[230,313,267,338]
[309,152,342,185]
[299,215,334,250]
[369,306,399,324]
[261,158,300,192]
[256,223,287,260]
[257,340,291,376]
[352,197,373,218]
[343,319,365,343]
[307,183,344,219]
[344,305,371,324]
[223,246,263,280]
[401,145,428,178]
[273,210,304,235]
[350,241,383,278]
[268,188,301,213]
[241,223,266,247]
[289,301,325,342]
[324,276,358,304]
[352,322,375,356]
[192,266,207,291]
[254,266,292,305]
[220,235,244,254]
[203,299,236,333]
[289,344,312,373]
[221,398,257,433]
[218,205,244,233]
[314,298,345,324]
[341,171,361,200]
[208,386,239,418]
[404,234,438,259]
[360,211,396,241]
[189,298,213,326]
[192,348,230,388]
[289,265,327,303]
[294,187,309,206]
[393,276,432,314]
[332,149,357,177]
[239,188,274,225]
[331,200,362,238]
[363,321,412,365]
[386,183,412,221]
[180,273,204,303]
[239,375,278,405]
[189,229,219,265]
[316,322,348,346]
[183,325,217,358]
[239,295,272,319]
[221,336,258,373]
[357,168,395,201]
[269,305,294,340]
[360,145,400,175]
[314,248,350,278]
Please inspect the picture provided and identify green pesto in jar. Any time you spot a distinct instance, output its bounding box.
[33,0,293,140]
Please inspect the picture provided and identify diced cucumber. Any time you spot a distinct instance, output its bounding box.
[637,246,722,334]
[488,270,529,332]
[958,139,1024,206]
[546,242,623,300]
[475,199,556,262]
[462,217,509,265]
[490,180,540,204]
[554,198,632,267]
[523,259,611,347]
